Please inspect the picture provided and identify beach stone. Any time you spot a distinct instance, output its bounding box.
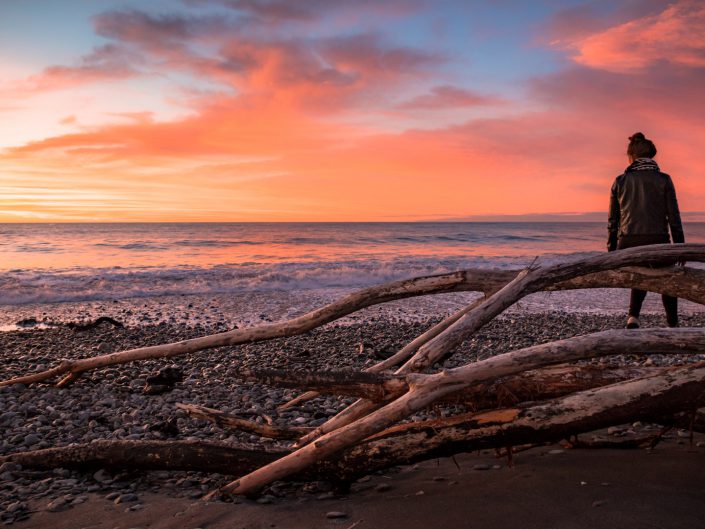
[23,433,41,446]
[326,511,348,519]
[472,464,491,470]
[5,501,26,513]
[0,471,16,482]
[46,497,70,512]
[93,469,112,483]
[0,462,22,473]
[114,493,139,504]
[317,492,335,500]
[548,449,564,455]
[677,430,691,438]
[375,483,391,492]
[1,411,18,424]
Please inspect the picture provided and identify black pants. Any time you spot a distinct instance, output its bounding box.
[617,236,678,327]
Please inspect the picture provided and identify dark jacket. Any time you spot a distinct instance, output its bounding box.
[607,166,684,251]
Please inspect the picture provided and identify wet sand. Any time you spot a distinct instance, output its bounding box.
[18,441,705,529]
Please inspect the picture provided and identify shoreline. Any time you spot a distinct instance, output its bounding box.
[3,284,705,332]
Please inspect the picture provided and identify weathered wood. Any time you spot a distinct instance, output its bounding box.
[294,246,705,446]
[279,364,666,447]
[3,245,705,388]
[278,298,486,410]
[242,369,408,402]
[221,328,705,494]
[256,365,664,406]
[0,440,280,475]
[400,245,705,374]
[0,270,491,387]
[279,265,705,410]
[175,403,312,440]
[316,362,705,482]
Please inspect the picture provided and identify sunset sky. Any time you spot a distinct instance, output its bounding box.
[1,0,704,222]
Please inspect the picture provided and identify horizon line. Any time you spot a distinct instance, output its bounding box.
[3,211,705,224]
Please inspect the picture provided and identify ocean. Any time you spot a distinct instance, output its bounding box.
[2,222,704,328]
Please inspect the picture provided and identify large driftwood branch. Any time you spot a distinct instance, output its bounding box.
[175,403,312,440]
[248,365,665,408]
[5,367,705,487]
[399,245,705,374]
[0,270,490,387]
[278,297,487,410]
[280,265,705,410]
[313,362,705,483]
[0,439,281,475]
[221,328,705,494]
[294,250,705,446]
[3,245,705,388]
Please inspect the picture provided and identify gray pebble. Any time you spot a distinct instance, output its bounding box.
[6,501,26,513]
[326,511,348,519]
[45,497,70,512]
[0,462,21,473]
[23,433,41,446]
[114,493,139,504]
[93,468,112,483]
[0,471,16,482]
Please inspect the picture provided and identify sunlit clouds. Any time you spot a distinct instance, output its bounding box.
[1,0,704,221]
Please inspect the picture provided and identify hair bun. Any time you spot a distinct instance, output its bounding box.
[629,132,646,141]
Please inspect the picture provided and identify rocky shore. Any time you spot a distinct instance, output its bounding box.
[2,311,705,525]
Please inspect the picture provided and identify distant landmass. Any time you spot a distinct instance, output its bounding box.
[432,212,705,222]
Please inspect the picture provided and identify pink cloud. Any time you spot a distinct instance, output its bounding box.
[92,9,233,55]
[396,85,503,110]
[3,44,141,94]
[543,0,671,44]
[562,0,705,72]
[185,0,423,23]
[59,115,76,125]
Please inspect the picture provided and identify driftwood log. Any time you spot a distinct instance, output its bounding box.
[247,364,665,409]
[220,328,705,494]
[175,403,312,440]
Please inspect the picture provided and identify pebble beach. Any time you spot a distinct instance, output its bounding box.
[2,296,705,526]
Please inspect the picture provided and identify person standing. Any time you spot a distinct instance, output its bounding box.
[607,132,685,329]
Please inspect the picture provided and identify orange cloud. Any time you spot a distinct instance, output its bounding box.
[564,0,705,72]
[1,44,141,95]
[3,2,705,222]
[396,85,504,110]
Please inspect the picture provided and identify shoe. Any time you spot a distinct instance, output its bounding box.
[626,316,640,329]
